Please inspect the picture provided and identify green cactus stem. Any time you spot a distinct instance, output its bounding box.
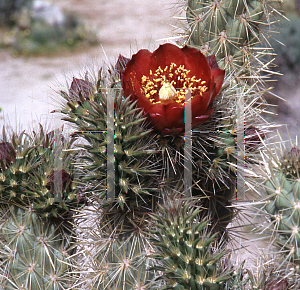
[57,66,160,236]
[257,138,300,276]
[176,0,284,73]
[0,205,74,290]
[148,197,235,289]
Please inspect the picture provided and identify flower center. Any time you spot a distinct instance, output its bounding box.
[159,82,176,103]
[141,63,207,105]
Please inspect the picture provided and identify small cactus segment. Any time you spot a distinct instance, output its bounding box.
[59,69,159,232]
[0,205,73,290]
[0,126,81,220]
[264,171,300,265]
[149,198,234,289]
[261,143,300,268]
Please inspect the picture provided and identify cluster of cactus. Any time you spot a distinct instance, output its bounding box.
[0,126,83,289]
[1,0,298,289]
[54,60,240,288]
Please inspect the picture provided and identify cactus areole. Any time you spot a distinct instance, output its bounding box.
[121,43,225,134]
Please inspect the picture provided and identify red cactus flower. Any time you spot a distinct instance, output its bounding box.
[121,43,225,134]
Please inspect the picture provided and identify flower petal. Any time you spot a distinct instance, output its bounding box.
[147,103,184,133]
[206,55,225,99]
[182,46,211,83]
[152,43,186,68]
[121,49,157,109]
[211,68,225,99]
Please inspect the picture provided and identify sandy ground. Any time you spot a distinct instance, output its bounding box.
[0,0,178,132]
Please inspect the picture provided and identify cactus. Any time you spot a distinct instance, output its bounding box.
[0,126,82,289]
[58,69,160,236]
[72,222,156,289]
[167,0,282,231]
[148,197,237,289]
[55,64,162,289]
[176,0,284,72]
[248,135,300,289]
[259,139,300,268]
[0,205,73,290]
[0,126,80,219]
[246,255,292,289]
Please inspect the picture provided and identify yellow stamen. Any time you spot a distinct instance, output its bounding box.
[140,63,207,105]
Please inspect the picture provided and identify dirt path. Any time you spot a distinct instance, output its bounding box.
[0,0,177,132]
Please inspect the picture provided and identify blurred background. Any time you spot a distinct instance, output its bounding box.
[0,0,176,132]
[0,0,299,140]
